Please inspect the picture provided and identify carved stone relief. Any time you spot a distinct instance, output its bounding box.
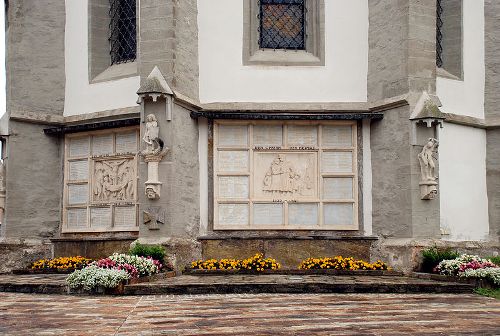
[254,153,317,199]
[143,206,166,230]
[418,138,439,200]
[92,158,136,203]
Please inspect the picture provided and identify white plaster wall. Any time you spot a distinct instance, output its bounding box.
[64,0,140,116]
[439,123,489,241]
[436,0,485,119]
[198,0,368,103]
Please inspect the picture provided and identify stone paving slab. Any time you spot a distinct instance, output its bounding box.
[124,274,475,295]
[0,274,68,294]
[0,292,499,335]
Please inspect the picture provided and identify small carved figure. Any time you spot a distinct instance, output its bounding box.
[418,138,439,200]
[142,114,163,156]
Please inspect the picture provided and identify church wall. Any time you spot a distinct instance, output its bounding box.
[439,122,489,241]
[436,0,485,119]
[197,0,368,103]
[63,0,140,117]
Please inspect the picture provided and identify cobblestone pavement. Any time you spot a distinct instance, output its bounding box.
[0,292,499,335]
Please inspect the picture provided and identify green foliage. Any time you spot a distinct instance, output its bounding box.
[129,243,166,262]
[488,256,500,266]
[474,287,500,300]
[421,247,459,273]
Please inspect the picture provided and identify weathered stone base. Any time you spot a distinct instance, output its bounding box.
[200,236,378,269]
[0,242,53,274]
[371,238,500,274]
[52,237,137,260]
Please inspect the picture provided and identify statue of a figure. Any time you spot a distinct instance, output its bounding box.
[418,138,439,200]
[142,114,162,155]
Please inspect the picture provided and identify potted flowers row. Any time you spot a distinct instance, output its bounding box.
[188,254,391,275]
[66,253,167,294]
[435,254,500,287]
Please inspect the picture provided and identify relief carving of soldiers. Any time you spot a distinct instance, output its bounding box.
[263,154,312,196]
[93,159,135,202]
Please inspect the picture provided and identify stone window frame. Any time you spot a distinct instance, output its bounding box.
[62,127,140,233]
[88,0,139,84]
[213,120,359,231]
[436,0,463,80]
[243,0,325,66]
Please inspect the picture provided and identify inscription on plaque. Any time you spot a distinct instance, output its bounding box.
[253,203,283,226]
[218,204,249,226]
[324,203,354,226]
[218,125,248,147]
[68,184,88,205]
[92,135,113,156]
[322,125,353,147]
[69,137,89,158]
[67,208,87,229]
[254,152,317,199]
[218,151,248,172]
[253,125,283,147]
[288,125,317,147]
[218,176,249,199]
[92,158,136,203]
[90,207,111,228]
[114,206,136,229]
[69,160,89,181]
[289,203,318,226]
[323,177,353,199]
[116,132,137,154]
[321,152,353,173]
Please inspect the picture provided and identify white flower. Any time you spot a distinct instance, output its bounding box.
[107,253,159,277]
[460,268,500,286]
[66,266,129,290]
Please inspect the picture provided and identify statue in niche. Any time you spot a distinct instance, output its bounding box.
[93,159,135,202]
[142,114,164,156]
[418,138,439,200]
[263,154,313,197]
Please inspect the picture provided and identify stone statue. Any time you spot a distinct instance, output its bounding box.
[418,138,439,200]
[141,114,168,200]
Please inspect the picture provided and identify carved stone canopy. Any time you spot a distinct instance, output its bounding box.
[137,66,174,121]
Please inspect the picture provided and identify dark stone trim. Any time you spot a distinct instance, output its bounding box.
[50,237,137,242]
[43,118,140,136]
[191,111,384,121]
[198,235,379,241]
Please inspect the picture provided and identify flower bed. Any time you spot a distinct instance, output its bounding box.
[299,256,390,271]
[27,256,93,273]
[66,253,164,294]
[190,254,281,272]
[436,254,500,287]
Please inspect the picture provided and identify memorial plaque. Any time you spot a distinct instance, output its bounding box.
[321,152,353,173]
[67,208,87,229]
[92,158,136,203]
[68,184,88,205]
[218,204,249,226]
[69,137,89,158]
[253,203,283,226]
[322,125,353,147]
[114,206,137,229]
[254,152,317,199]
[116,132,137,154]
[289,203,318,226]
[323,203,354,226]
[92,135,113,156]
[90,207,112,228]
[218,125,248,147]
[323,177,353,199]
[218,176,249,199]
[68,160,89,181]
[253,125,283,147]
[218,151,248,172]
[287,125,317,147]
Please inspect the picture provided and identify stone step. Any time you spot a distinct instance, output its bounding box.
[124,274,475,296]
[0,274,68,294]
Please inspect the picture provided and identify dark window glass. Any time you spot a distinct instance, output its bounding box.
[259,0,305,50]
[109,0,137,65]
[436,0,443,67]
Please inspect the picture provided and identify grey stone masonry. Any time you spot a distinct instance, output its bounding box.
[139,0,199,100]
[6,0,66,117]
[485,0,500,239]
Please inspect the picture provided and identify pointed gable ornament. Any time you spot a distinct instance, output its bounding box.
[137,66,174,121]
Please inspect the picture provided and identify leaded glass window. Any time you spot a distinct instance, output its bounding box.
[259,0,306,50]
[109,0,137,65]
[436,0,443,68]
